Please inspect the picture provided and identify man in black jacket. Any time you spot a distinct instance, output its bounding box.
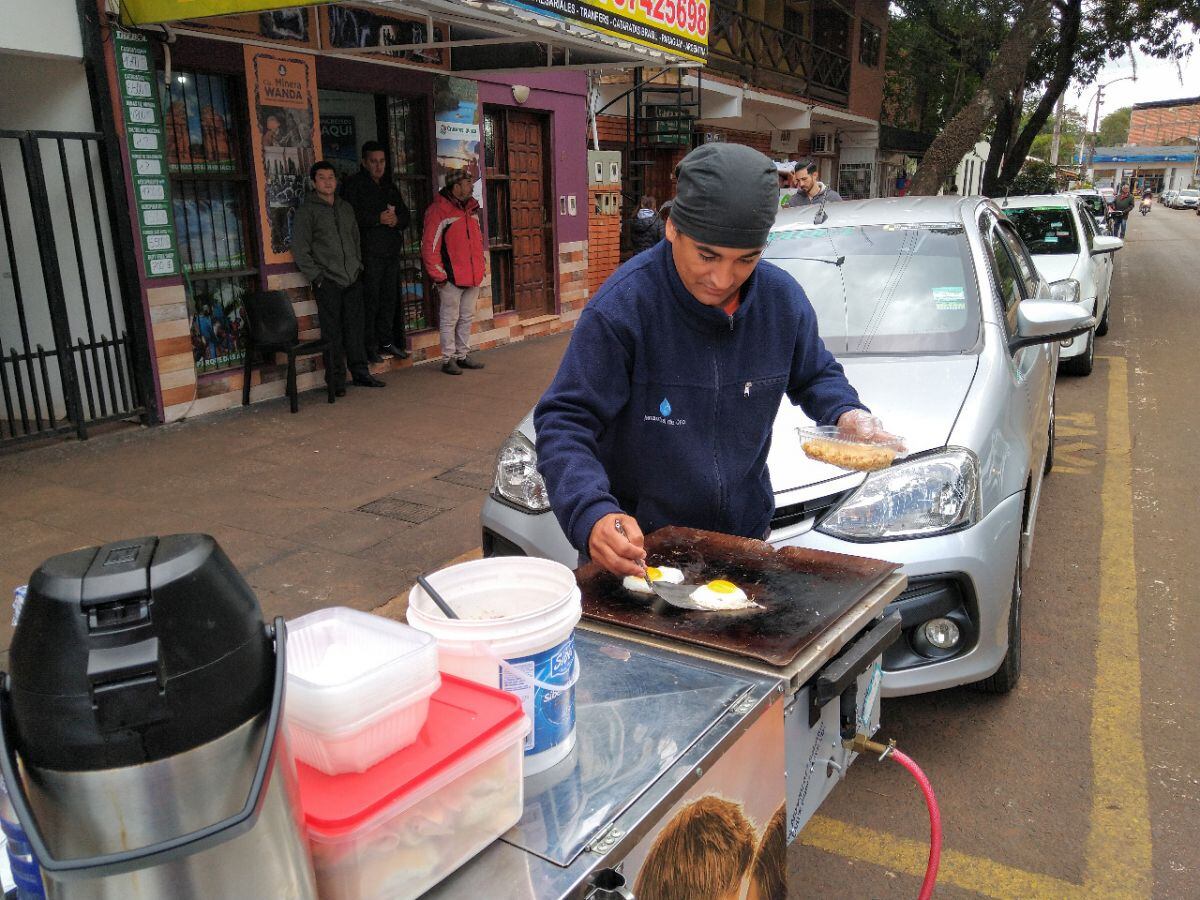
[341,141,411,362]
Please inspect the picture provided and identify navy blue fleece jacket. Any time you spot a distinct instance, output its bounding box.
[534,240,866,555]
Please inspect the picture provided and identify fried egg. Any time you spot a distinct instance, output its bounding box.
[622,565,685,595]
[689,579,755,610]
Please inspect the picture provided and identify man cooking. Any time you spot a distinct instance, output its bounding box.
[534,143,891,577]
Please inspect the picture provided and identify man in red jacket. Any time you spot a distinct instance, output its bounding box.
[422,169,486,375]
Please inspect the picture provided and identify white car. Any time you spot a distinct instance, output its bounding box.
[1170,188,1199,209]
[1001,194,1122,376]
[483,197,1093,697]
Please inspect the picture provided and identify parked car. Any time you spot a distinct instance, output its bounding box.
[1001,194,1122,376]
[1161,190,1178,207]
[483,196,1093,697]
[1068,189,1112,235]
[1098,186,1115,203]
[1170,188,1199,209]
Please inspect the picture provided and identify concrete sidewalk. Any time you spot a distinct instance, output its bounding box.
[0,333,570,651]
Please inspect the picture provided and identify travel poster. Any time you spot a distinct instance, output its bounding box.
[432,76,481,202]
[320,114,358,180]
[244,46,321,264]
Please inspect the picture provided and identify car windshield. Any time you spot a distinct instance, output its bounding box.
[1077,195,1106,218]
[1003,207,1080,256]
[1182,190,1199,198]
[764,223,981,354]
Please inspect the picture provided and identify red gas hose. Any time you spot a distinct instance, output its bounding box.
[846,736,942,899]
[888,747,942,900]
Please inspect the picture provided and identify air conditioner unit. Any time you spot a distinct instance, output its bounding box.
[811,132,836,156]
[771,129,800,153]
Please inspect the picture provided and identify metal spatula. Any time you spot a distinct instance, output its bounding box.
[614,519,709,611]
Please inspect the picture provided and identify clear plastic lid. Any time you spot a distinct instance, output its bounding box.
[286,607,439,731]
[796,425,908,472]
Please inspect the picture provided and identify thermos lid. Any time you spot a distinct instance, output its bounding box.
[7,534,273,770]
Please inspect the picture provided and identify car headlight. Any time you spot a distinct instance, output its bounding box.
[493,431,550,512]
[817,449,981,541]
[1048,278,1081,303]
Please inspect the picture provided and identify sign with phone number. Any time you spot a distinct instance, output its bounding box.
[512,0,709,61]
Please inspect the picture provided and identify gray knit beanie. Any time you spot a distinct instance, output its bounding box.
[669,143,778,248]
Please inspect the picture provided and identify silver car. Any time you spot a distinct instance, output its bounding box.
[483,197,1092,697]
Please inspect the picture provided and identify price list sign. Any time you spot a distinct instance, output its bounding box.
[114,29,179,278]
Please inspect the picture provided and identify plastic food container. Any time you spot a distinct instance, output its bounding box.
[796,425,908,472]
[286,607,440,774]
[296,675,529,900]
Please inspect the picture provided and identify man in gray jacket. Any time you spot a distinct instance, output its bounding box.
[784,158,842,208]
[291,160,384,394]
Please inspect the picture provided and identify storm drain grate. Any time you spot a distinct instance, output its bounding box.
[435,464,494,491]
[357,497,449,524]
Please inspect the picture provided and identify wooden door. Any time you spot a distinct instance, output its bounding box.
[506,111,553,317]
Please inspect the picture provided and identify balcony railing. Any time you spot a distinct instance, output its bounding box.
[709,1,851,106]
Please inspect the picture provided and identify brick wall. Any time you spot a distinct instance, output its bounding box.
[589,185,622,294]
[1129,103,1200,146]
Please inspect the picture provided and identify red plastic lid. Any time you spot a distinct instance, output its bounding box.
[295,673,525,835]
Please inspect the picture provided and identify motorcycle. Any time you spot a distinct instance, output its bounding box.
[1140,198,1152,216]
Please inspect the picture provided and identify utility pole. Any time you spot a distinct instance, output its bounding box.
[1050,94,1065,165]
[1086,84,1104,183]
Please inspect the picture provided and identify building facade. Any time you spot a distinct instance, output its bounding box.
[1084,145,1197,194]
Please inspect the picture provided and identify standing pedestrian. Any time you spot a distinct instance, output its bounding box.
[421,168,486,375]
[784,158,842,208]
[341,140,411,362]
[292,160,385,396]
[628,194,665,254]
[1108,185,1134,238]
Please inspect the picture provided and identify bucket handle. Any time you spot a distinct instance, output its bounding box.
[471,641,581,694]
[0,618,289,881]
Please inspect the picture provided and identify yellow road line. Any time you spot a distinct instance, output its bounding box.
[800,355,1153,897]
[1083,355,1152,896]
[802,816,1087,899]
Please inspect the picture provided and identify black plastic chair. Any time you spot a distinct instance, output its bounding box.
[241,290,334,413]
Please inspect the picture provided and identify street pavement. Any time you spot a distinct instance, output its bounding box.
[2,204,1196,897]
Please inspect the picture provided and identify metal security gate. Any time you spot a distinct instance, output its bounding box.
[0,129,147,447]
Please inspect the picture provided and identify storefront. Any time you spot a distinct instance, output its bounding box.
[98,1,709,423]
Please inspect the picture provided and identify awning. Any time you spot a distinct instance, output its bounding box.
[119,0,709,69]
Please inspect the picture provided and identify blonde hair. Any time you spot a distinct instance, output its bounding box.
[634,795,755,900]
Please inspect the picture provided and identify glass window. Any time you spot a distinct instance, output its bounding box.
[1076,194,1106,221]
[385,97,434,332]
[1075,202,1096,250]
[837,162,874,200]
[995,221,1041,298]
[161,69,253,375]
[859,21,882,67]
[765,223,981,354]
[1003,206,1081,256]
[981,219,1024,336]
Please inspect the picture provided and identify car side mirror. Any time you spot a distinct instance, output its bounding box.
[1010,300,1095,352]
[1090,235,1123,255]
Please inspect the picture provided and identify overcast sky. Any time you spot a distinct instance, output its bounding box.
[1064,33,1200,125]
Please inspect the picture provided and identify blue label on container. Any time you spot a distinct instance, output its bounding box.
[501,635,576,756]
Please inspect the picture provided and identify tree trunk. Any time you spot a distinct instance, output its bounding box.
[995,0,1083,191]
[982,95,1017,196]
[908,0,1053,196]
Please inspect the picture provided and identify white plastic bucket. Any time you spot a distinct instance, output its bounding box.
[406,557,582,776]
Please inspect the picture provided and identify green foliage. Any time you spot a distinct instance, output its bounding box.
[1098,107,1132,147]
[1030,132,1079,164]
[1009,160,1061,195]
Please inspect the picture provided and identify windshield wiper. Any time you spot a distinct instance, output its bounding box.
[788,255,845,266]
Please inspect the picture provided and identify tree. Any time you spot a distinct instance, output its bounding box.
[907,0,1053,195]
[1098,107,1132,146]
[897,1,1200,196]
[1030,131,1078,163]
[1008,160,1061,194]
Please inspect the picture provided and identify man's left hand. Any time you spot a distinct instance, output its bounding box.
[837,409,904,449]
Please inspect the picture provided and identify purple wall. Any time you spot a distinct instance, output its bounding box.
[476,72,589,244]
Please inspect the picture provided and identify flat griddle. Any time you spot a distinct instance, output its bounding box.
[577,526,901,667]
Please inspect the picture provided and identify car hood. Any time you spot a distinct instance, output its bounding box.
[768,354,980,496]
[1028,253,1078,284]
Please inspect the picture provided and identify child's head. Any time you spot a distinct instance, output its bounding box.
[634,795,755,900]
[746,804,787,900]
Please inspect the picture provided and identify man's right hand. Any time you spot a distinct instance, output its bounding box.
[380,206,398,227]
[588,513,648,577]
